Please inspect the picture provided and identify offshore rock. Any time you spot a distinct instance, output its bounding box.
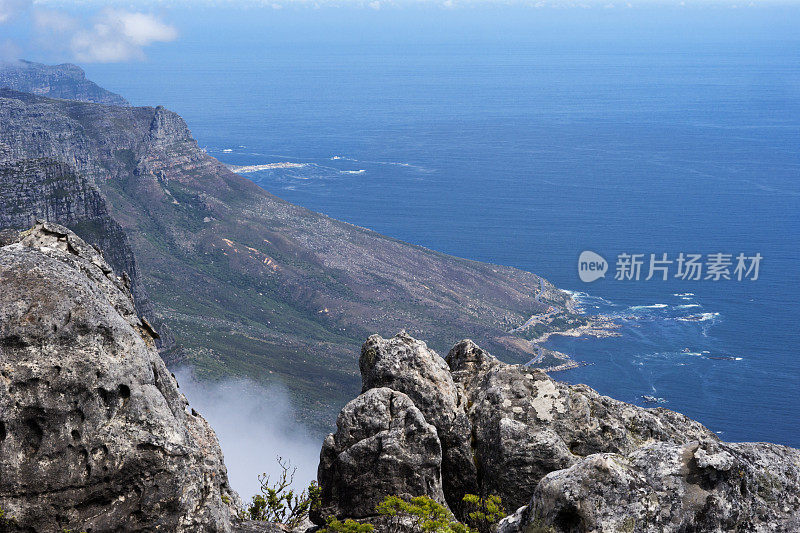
[0,223,237,532]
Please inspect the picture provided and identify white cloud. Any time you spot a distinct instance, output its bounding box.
[0,0,30,24]
[33,9,78,34]
[69,9,178,63]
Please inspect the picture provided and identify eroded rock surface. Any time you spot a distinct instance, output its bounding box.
[503,440,800,533]
[316,332,800,532]
[0,222,237,532]
[448,339,716,510]
[360,332,477,511]
[316,387,445,520]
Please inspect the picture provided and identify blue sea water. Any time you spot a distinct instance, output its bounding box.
[78,8,800,446]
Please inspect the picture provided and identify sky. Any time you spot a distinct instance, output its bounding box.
[2,0,799,64]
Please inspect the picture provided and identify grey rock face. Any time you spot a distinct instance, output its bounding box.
[508,440,800,533]
[360,333,478,511]
[0,222,237,532]
[316,387,445,520]
[318,333,767,529]
[454,345,716,510]
[0,60,129,106]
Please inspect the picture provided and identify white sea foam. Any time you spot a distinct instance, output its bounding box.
[222,148,233,153]
[673,292,695,297]
[677,312,720,322]
[341,169,366,175]
[676,304,701,309]
[630,304,668,310]
[231,162,307,173]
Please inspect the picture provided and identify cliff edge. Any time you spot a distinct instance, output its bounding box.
[0,222,237,532]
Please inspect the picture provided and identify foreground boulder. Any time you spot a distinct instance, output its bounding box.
[501,440,800,532]
[316,387,445,520]
[360,333,478,511]
[447,339,717,510]
[317,333,800,531]
[0,223,238,532]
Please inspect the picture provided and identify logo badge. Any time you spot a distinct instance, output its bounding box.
[578,251,607,282]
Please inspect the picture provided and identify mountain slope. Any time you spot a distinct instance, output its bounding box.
[0,87,575,428]
[0,60,129,106]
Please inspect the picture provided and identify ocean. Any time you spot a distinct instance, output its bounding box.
[80,9,800,447]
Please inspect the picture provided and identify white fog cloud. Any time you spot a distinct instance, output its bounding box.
[173,368,322,502]
[69,9,178,62]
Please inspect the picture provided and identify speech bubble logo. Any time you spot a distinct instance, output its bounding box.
[578,251,607,282]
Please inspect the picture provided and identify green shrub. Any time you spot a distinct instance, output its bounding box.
[319,517,375,533]
[376,495,475,533]
[241,456,318,528]
[461,494,506,533]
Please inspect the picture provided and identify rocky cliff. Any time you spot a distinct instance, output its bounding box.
[0,222,237,532]
[0,61,129,106]
[316,332,800,532]
[0,83,576,430]
[0,155,180,361]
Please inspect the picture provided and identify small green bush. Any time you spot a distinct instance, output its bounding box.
[319,517,375,533]
[461,494,506,533]
[241,456,318,528]
[376,495,475,533]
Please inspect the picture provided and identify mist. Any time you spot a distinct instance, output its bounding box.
[173,367,322,503]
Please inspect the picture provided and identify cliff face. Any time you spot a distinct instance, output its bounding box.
[0,61,129,106]
[0,223,236,532]
[316,332,800,532]
[0,155,180,361]
[0,86,573,429]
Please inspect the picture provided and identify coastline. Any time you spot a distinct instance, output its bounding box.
[505,289,620,373]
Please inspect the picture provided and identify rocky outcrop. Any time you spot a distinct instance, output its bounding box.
[0,223,237,532]
[502,440,800,533]
[360,333,477,511]
[0,156,181,362]
[317,333,800,531]
[447,339,716,510]
[0,60,129,106]
[316,387,445,520]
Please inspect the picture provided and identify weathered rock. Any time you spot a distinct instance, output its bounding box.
[316,387,445,521]
[0,154,181,363]
[448,340,717,510]
[360,333,477,512]
[503,440,800,532]
[0,222,237,532]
